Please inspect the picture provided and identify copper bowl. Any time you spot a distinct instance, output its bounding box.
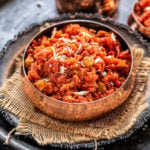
[132,0,150,38]
[56,0,119,17]
[21,19,136,121]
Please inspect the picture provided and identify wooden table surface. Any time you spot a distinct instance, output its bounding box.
[1,0,150,150]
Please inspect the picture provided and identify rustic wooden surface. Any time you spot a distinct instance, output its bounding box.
[1,0,150,150]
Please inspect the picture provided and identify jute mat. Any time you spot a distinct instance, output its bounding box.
[0,47,150,145]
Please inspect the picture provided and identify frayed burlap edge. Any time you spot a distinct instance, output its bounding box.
[16,119,92,145]
[0,46,150,145]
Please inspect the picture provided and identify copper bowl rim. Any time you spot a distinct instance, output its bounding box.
[132,0,150,31]
[22,19,134,104]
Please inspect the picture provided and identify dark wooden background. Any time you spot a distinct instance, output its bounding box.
[1,0,150,149]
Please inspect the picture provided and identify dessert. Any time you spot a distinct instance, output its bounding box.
[24,24,131,103]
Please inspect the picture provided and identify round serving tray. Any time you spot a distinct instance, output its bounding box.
[0,13,150,150]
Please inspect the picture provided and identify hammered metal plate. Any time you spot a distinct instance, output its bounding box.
[0,13,150,150]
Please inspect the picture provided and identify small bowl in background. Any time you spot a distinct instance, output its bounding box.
[56,0,119,17]
[128,0,150,38]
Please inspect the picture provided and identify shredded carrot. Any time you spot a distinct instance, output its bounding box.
[25,24,131,103]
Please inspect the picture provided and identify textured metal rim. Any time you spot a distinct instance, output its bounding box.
[0,13,150,149]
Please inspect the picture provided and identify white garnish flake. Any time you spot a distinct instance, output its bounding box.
[145,6,150,11]
[49,64,52,67]
[90,42,98,45]
[96,70,101,72]
[67,46,73,53]
[101,71,107,77]
[57,55,67,61]
[107,55,112,58]
[111,33,116,42]
[51,27,56,38]
[74,91,89,96]
[110,82,114,86]
[82,32,92,37]
[76,44,82,54]
[95,57,102,64]
[51,47,67,60]
[59,66,67,74]
[71,39,77,43]
[80,61,85,67]
[99,46,103,50]
[42,78,49,82]
[51,47,57,58]
[58,37,77,43]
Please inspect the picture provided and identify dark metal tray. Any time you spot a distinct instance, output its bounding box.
[0,13,150,150]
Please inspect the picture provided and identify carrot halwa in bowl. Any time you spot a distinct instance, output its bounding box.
[21,20,135,121]
[133,0,150,37]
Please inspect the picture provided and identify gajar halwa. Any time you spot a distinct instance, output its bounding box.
[24,24,131,103]
[134,0,150,28]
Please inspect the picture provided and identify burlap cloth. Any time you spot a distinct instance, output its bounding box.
[0,47,150,145]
